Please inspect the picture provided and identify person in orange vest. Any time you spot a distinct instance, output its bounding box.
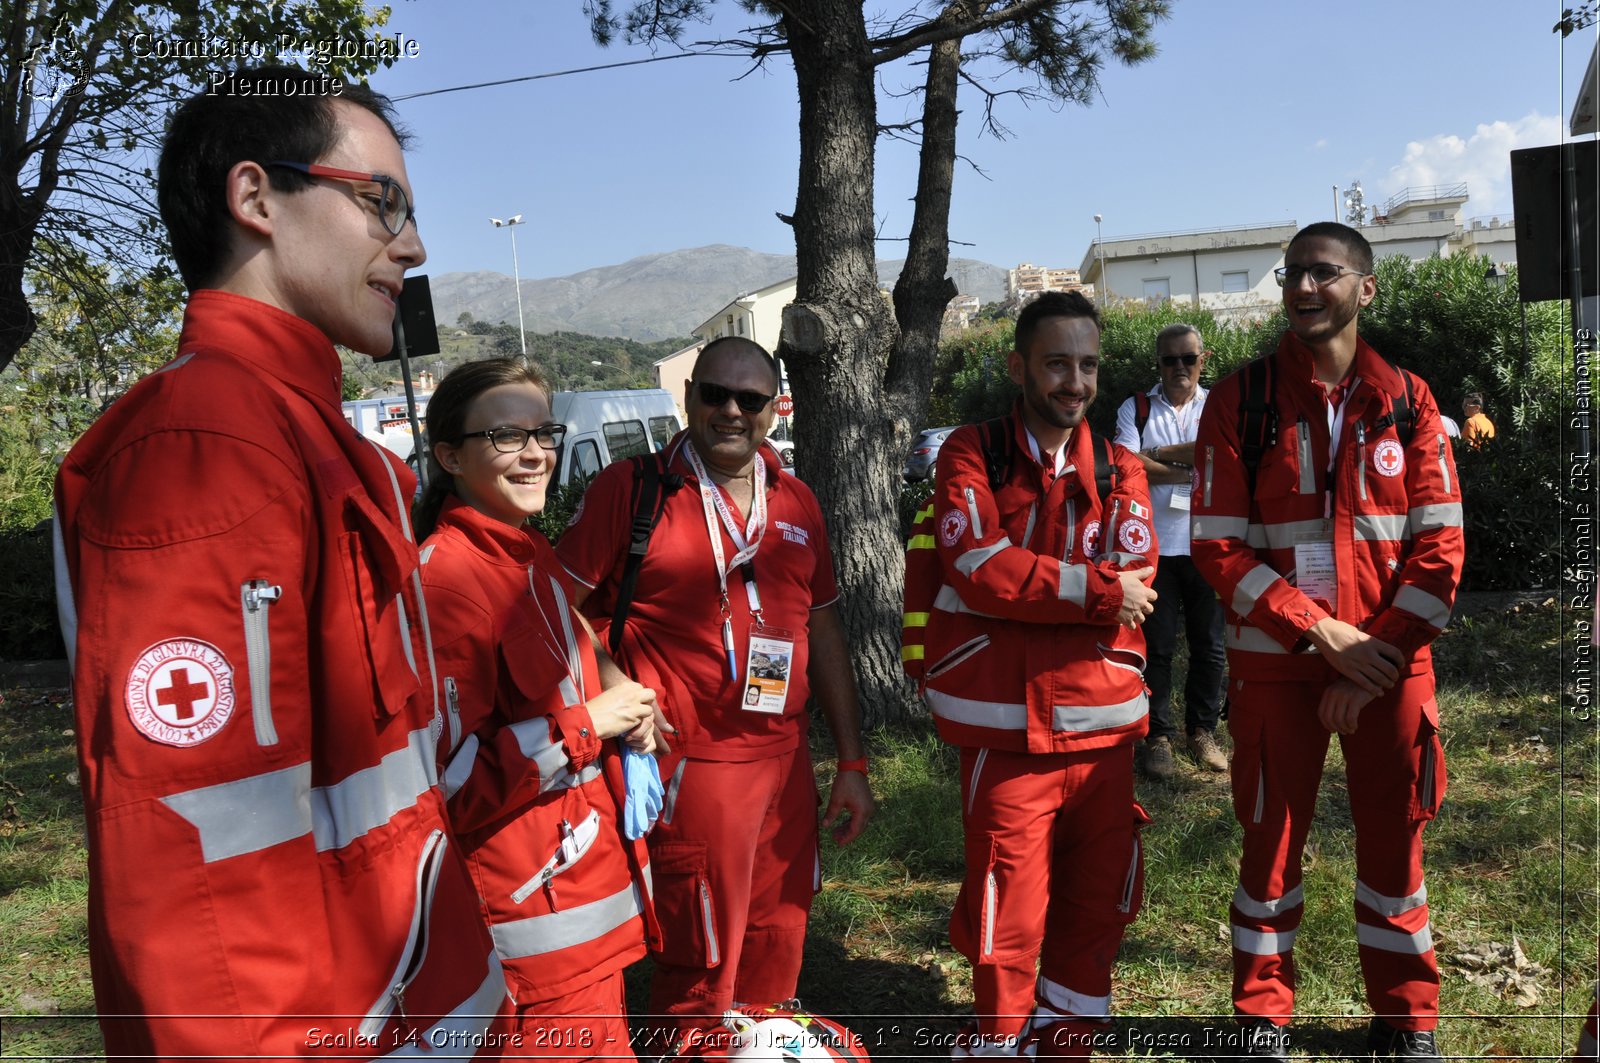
[1460,393,1495,448]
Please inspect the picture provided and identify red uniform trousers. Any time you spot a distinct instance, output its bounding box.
[507,970,633,1061]
[1227,671,1446,1031]
[1577,965,1599,1061]
[951,745,1146,1054]
[646,746,818,1033]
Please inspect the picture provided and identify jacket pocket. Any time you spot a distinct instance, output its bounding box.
[1117,803,1154,920]
[927,634,991,680]
[510,809,603,905]
[1410,698,1447,822]
[1228,686,1270,831]
[338,494,423,720]
[239,579,282,746]
[361,828,447,1041]
[648,841,720,969]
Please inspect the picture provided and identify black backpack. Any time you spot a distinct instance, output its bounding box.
[606,453,684,657]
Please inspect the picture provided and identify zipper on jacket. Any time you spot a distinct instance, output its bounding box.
[240,580,283,746]
[700,881,720,965]
[966,748,989,816]
[1204,445,1214,507]
[963,486,984,540]
[1437,435,1451,495]
[1419,741,1436,812]
[1063,499,1076,560]
[927,634,990,680]
[982,871,998,956]
[1357,421,1368,501]
[1021,503,1039,552]
[361,829,446,1041]
[1117,835,1141,914]
[444,676,462,752]
[510,811,602,904]
[1296,418,1315,495]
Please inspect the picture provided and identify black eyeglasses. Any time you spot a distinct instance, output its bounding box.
[693,380,775,414]
[266,161,417,235]
[1160,354,1199,368]
[457,423,567,453]
[1274,262,1367,288]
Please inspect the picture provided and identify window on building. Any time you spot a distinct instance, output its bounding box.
[738,317,746,336]
[1143,278,1171,303]
[648,415,679,450]
[603,420,650,463]
[1427,210,1446,221]
[1221,270,1249,294]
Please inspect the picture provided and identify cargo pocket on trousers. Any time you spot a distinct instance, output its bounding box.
[1410,698,1447,822]
[949,835,999,963]
[1228,687,1270,832]
[649,841,720,969]
[1117,803,1154,922]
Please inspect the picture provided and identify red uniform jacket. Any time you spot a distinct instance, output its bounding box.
[924,411,1157,753]
[1191,332,1464,681]
[422,498,657,1003]
[53,291,505,1059]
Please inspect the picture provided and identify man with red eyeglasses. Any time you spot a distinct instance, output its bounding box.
[556,336,874,1044]
[54,66,507,1057]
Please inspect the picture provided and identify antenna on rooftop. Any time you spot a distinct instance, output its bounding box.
[1342,181,1367,226]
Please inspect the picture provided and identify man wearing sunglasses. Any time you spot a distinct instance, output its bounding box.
[557,336,874,1044]
[1192,223,1462,1061]
[53,66,506,1057]
[1114,324,1228,779]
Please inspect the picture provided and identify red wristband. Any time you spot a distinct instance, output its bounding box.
[836,756,870,776]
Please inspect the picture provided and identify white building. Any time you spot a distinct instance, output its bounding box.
[691,275,797,354]
[1079,222,1296,324]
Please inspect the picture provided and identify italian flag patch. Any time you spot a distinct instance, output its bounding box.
[1128,500,1150,519]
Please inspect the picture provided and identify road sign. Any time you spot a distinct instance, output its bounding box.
[774,394,795,417]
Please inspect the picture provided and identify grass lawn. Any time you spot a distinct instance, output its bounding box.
[2,597,1593,1059]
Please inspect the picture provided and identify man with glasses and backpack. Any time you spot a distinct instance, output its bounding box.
[1114,323,1228,778]
[556,336,874,1046]
[1192,222,1463,1061]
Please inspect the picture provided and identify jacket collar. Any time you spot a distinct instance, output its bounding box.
[1276,330,1405,406]
[1008,401,1100,494]
[179,290,344,410]
[434,494,549,567]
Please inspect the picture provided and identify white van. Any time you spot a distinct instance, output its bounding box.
[342,392,432,461]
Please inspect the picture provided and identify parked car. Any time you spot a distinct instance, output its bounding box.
[904,426,960,482]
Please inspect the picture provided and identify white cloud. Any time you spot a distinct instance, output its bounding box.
[1380,112,1562,218]
[1313,138,1328,151]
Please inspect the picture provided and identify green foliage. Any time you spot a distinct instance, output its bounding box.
[530,480,588,544]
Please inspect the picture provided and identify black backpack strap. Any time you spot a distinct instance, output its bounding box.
[1368,358,1416,446]
[979,415,1013,491]
[1133,391,1151,439]
[609,452,682,658]
[1090,429,1118,502]
[1237,356,1278,495]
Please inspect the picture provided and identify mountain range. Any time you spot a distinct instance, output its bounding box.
[427,244,1008,343]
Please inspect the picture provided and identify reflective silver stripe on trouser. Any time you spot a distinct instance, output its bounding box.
[1354,513,1409,542]
[51,503,79,671]
[1231,563,1281,617]
[1393,584,1452,629]
[1355,879,1427,917]
[1409,502,1463,534]
[1232,926,1297,955]
[1232,884,1305,919]
[1033,974,1110,1022]
[1058,562,1087,607]
[374,951,508,1060]
[490,877,649,958]
[1356,923,1434,954]
[955,538,1012,577]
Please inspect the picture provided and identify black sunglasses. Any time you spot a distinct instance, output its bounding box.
[1160,354,1199,368]
[693,380,775,414]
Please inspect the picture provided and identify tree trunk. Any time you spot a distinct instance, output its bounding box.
[778,0,918,727]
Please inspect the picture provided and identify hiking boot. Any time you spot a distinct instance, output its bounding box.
[1365,1018,1442,1061]
[1141,736,1175,779]
[1238,1019,1289,1061]
[1188,729,1229,772]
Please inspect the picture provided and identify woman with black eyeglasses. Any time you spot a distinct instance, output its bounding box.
[414,358,661,1060]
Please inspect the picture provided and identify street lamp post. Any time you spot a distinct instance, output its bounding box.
[589,359,624,376]
[1093,213,1105,308]
[490,215,528,357]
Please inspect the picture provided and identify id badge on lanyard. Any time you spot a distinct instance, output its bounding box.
[743,623,795,714]
[1293,521,1336,611]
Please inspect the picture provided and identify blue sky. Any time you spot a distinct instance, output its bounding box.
[362,1,1594,286]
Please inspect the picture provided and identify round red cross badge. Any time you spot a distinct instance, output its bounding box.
[124,638,236,747]
[1373,438,1405,478]
[1082,519,1103,558]
[1119,517,1152,553]
[939,508,969,547]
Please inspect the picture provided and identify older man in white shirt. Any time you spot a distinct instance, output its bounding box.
[1115,323,1229,777]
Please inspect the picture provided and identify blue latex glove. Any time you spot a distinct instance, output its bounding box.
[621,745,664,840]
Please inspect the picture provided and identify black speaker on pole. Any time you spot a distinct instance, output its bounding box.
[1510,141,1600,302]
[378,275,441,363]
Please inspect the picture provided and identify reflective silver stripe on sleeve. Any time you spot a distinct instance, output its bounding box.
[1191,515,1249,541]
[1058,562,1087,606]
[1356,923,1434,955]
[1232,884,1305,919]
[51,504,79,671]
[490,880,647,958]
[1297,421,1315,494]
[932,584,1002,619]
[925,691,1027,731]
[374,951,507,1059]
[418,543,437,564]
[160,762,313,862]
[507,717,572,790]
[1022,502,1038,552]
[1037,975,1110,1020]
[954,538,1012,576]
[442,733,480,801]
[1259,518,1338,550]
[310,727,437,852]
[1225,625,1316,655]
[1355,879,1427,918]
[1354,514,1409,542]
[1408,502,1463,533]
[1393,584,1452,629]
[1231,564,1281,617]
[1051,692,1147,734]
[1232,926,1296,956]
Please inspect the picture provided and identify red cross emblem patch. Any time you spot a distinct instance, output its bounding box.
[1373,438,1404,478]
[939,509,969,548]
[1082,519,1103,558]
[1119,517,1153,554]
[125,639,236,747]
